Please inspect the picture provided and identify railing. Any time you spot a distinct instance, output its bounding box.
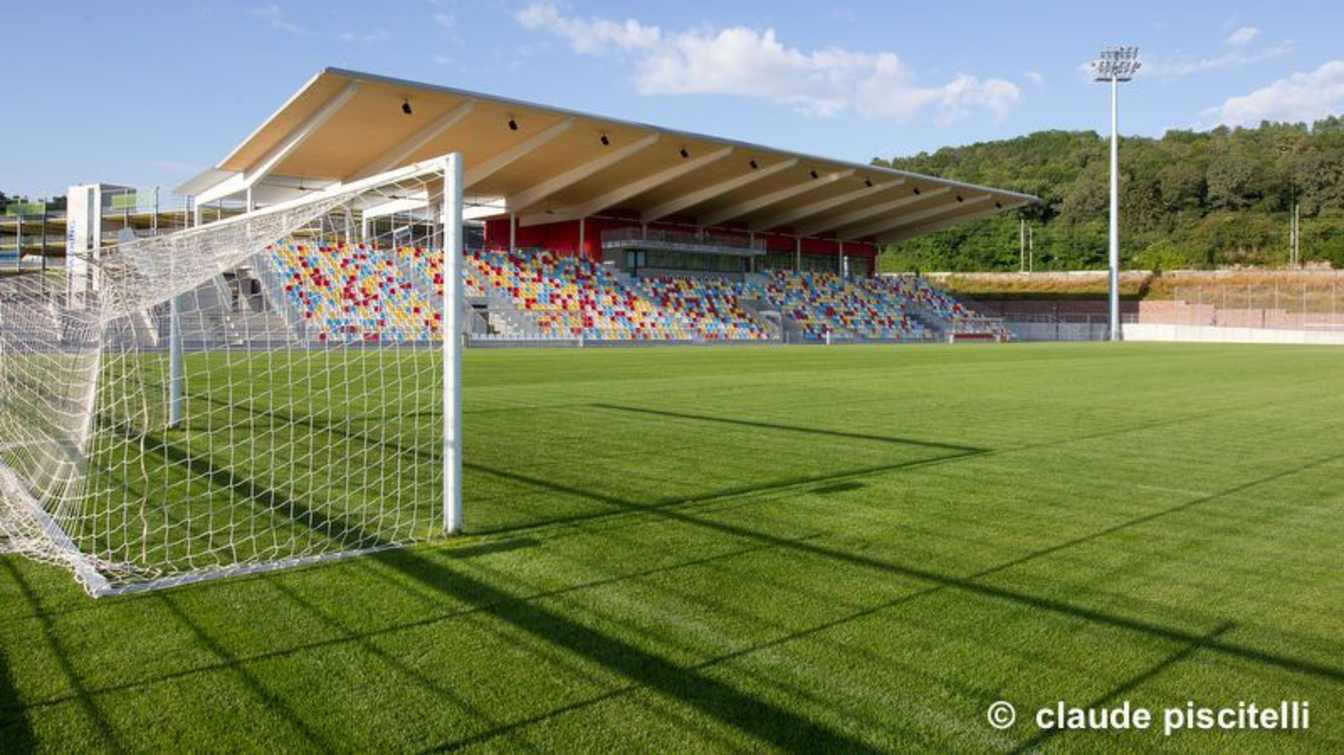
[600,227,767,254]
[1002,314,1109,342]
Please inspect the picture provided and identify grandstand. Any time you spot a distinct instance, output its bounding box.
[260,243,999,344]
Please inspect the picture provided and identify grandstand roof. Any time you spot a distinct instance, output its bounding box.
[180,68,1039,244]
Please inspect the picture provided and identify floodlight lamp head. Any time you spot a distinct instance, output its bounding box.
[1092,44,1141,82]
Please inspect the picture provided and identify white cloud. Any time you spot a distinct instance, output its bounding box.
[513,5,1019,123]
[1136,41,1293,78]
[434,12,455,29]
[1200,60,1344,127]
[250,4,307,35]
[1025,71,1044,88]
[515,2,660,55]
[1225,26,1260,46]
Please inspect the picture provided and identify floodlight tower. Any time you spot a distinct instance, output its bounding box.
[1091,45,1140,341]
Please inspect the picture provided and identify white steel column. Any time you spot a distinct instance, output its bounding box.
[168,298,185,427]
[1108,75,1120,341]
[169,197,195,427]
[509,212,517,253]
[578,217,585,258]
[795,237,801,271]
[443,153,465,534]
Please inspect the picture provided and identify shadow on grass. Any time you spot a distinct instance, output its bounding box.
[459,457,1344,688]
[156,593,339,751]
[589,403,985,453]
[0,560,123,752]
[62,398,1343,749]
[100,421,888,751]
[1009,622,1235,754]
[810,481,865,495]
[0,579,36,752]
[160,396,1344,693]
[443,538,540,559]
[367,545,881,753]
[117,422,380,554]
[970,450,1344,582]
[260,576,517,744]
[190,392,988,535]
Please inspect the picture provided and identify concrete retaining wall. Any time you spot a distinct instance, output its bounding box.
[1123,323,1344,345]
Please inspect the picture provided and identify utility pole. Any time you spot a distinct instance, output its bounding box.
[1293,201,1301,267]
[1092,45,1141,342]
[1019,217,1026,273]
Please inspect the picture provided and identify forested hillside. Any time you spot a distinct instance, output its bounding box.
[875,117,1344,272]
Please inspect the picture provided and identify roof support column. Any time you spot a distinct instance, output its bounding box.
[838,240,844,278]
[578,217,585,259]
[509,212,517,254]
[795,237,801,272]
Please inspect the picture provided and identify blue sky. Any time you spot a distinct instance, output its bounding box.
[7,0,1344,198]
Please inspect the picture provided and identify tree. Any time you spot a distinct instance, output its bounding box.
[873,115,1344,271]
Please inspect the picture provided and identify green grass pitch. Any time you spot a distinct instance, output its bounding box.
[2,342,1343,752]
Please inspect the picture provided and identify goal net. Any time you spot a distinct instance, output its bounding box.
[0,155,465,596]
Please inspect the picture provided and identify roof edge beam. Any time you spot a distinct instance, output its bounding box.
[241,81,360,194]
[752,179,904,232]
[699,169,854,228]
[194,172,248,206]
[797,187,949,237]
[519,146,733,227]
[348,100,476,182]
[642,158,798,223]
[505,134,660,212]
[845,194,993,241]
[465,118,575,188]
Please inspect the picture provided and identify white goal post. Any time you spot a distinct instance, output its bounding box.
[0,153,466,597]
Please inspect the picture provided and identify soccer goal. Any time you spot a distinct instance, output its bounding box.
[0,154,466,596]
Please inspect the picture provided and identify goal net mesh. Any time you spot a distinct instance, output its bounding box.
[0,161,459,595]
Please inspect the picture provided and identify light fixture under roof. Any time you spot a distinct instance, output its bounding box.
[507,117,519,131]
[679,147,689,159]
[749,159,759,170]
[401,99,413,116]
[600,133,610,146]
